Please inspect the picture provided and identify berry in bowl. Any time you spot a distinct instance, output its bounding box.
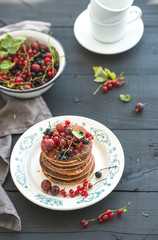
[0,30,66,98]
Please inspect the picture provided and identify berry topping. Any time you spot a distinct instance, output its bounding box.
[95,171,102,178]
[41,179,51,192]
[50,185,60,196]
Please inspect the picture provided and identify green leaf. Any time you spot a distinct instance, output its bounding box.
[72,130,83,140]
[93,66,108,78]
[104,68,116,80]
[120,94,131,102]
[94,77,107,83]
[93,66,108,83]
[1,34,13,49]
[0,51,8,57]
[0,34,26,54]
[142,212,149,217]
[0,60,15,74]
[51,47,59,64]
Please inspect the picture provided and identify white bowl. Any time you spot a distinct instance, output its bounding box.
[0,30,66,98]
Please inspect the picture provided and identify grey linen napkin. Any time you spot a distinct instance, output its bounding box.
[0,21,52,231]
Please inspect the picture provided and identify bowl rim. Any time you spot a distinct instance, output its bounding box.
[0,30,66,94]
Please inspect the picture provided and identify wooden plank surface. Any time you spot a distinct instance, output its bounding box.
[1,191,158,236]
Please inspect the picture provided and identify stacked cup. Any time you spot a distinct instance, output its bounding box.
[88,0,142,43]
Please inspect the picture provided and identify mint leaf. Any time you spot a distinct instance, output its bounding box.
[93,66,108,83]
[104,68,116,80]
[120,94,131,102]
[72,130,83,140]
[0,60,15,74]
[0,51,8,57]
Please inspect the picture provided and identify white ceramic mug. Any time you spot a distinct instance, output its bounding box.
[89,6,142,43]
[90,0,135,24]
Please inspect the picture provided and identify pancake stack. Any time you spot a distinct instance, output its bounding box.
[40,123,95,185]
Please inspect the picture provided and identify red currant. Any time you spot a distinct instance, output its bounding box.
[107,83,113,89]
[102,214,108,221]
[65,120,71,125]
[109,212,114,218]
[83,222,88,227]
[117,209,123,215]
[102,85,108,93]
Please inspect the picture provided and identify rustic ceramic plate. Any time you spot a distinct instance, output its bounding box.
[10,115,124,210]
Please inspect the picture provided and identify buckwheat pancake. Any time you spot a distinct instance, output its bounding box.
[40,124,95,184]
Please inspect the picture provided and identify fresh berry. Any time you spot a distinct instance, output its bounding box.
[109,212,115,218]
[65,120,70,125]
[95,171,102,178]
[102,214,108,221]
[56,122,65,132]
[31,63,40,72]
[83,222,88,227]
[41,179,51,192]
[44,139,55,150]
[107,83,112,89]
[135,103,146,112]
[50,185,60,196]
[31,41,39,49]
[117,209,123,215]
[102,85,108,93]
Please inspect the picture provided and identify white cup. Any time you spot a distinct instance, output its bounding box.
[90,0,135,24]
[89,5,142,43]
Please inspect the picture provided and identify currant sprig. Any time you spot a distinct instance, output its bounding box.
[81,202,131,227]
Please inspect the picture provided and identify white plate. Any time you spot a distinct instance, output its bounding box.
[74,9,144,55]
[10,115,124,211]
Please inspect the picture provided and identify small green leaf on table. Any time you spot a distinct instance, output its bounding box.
[120,94,131,102]
[93,66,108,83]
[104,68,116,80]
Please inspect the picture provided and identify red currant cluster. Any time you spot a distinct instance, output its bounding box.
[41,178,93,198]
[81,202,131,227]
[42,120,93,161]
[102,78,126,93]
[0,41,59,90]
[41,167,115,198]
[60,179,93,198]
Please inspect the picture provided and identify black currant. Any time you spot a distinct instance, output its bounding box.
[83,138,89,145]
[95,171,102,178]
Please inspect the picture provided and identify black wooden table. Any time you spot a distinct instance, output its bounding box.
[1,0,158,239]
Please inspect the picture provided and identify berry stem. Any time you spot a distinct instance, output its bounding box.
[84,202,131,223]
[88,165,117,181]
[93,84,103,95]
[91,178,107,188]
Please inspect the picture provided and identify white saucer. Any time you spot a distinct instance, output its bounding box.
[74,9,144,55]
